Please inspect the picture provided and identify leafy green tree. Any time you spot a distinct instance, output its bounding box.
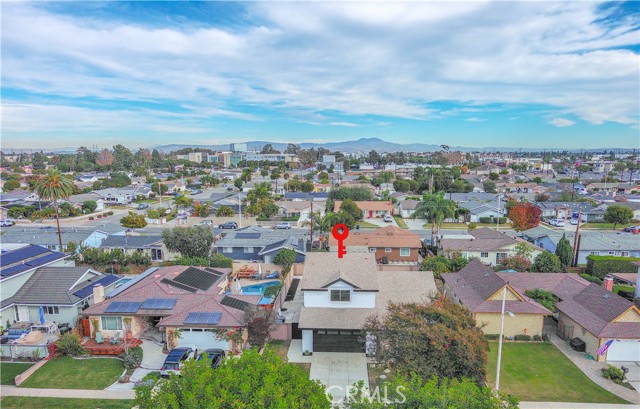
[82,200,98,213]
[274,248,297,274]
[209,253,233,268]
[419,256,451,279]
[500,255,531,271]
[36,170,74,250]
[488,172,499,180]
[339,198,363,221]
[2,179,20,191]
[234,178,243,189]
[134,349,329,409]
[150,181,168,195]
[327,210,357,230]
[364,296,488,384]
[603,205,633,229]
[216,205,234,217]
[411,192,456,239]
[32,152,47,170]
[162,226,213,258]
[329,187,373,201]
[532,251,562,273]
[344,376,518,409]
[483,180,497,193]
[193,203,210,217]
[524,289,557,312]
[174,195,193,207]
[120,212,148,228]
[128,250,152,271]
[555,234,573,269]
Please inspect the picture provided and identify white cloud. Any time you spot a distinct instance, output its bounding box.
[1,1,638,140]
[465,117,487,122]
[549,118,576,128]
[329,122,360,127]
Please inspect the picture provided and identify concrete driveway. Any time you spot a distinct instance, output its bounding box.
[308,352,369,403]
[617,361,640,391]
[140,340,166,370]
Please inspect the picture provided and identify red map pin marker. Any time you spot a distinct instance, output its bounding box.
[332,224,349,258]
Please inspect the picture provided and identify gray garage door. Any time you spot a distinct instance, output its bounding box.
[313,330,365,353]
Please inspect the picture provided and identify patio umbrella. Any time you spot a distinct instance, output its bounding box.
[39,306,45,324]
[235,275,242,294]
[258,263,262,279]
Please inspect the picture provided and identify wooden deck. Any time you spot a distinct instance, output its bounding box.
[82,337,142,355]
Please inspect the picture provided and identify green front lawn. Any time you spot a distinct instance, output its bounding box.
[582,223,630,230]
[613,284,635,295]
[1,397,133,409]
[487,342,628,404]
[393,216,408,229]
[357,221,381,229]
[0,362,33,385]
[19,357,124,390]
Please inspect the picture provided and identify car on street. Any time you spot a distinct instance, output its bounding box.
[548,219,565,227]
[226,187,234,191]
[136,203,149,210]
[219,221,238,229]
[198,220,214,226]
[197,348,225,369]
[274,222,292,229]
[0,219,15,227]
[383,215,393,222]
[160,347,194,377]
[623,225,640,233]
[190,189,203,194]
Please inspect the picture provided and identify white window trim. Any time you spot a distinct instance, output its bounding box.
[369,247,377,252]
[101,316,123,331]
[330,289,351,302]
[244,247,254,253]
[400,248,410,257]
[481,252,489,258]
[385,248,392,253]
[43,306,60,315]
[223,247,233,253]
[621,251,629,257]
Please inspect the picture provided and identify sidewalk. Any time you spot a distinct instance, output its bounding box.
[520,403,639,409]
[0,385,135,399]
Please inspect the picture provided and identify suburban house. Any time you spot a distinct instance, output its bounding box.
[439,227,541,266]
[298,253,436,353]
[534,202,595,221]
[283,192,329,201]
[1,228,110,252]
[334,200,393,219]
[457,201,504,223]
[397,199,419,218]
[328,226,422,264]
[92,186,152,205]
[442,259,552,337]
[0,245,72,301]
[99,235,178,263]
[595,202,640,220]
[82,266,260,351]
[0,267,121,327]
[470,164,502,176]
[495,182,544,194]
[277,200,326,220]
[75,173,110,183]
[519,226,640,264]
[214,225,306,263]
[67,192,106,212]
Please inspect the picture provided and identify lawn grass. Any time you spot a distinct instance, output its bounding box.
[265,340,290,362]
[357,221,381,229]
[613,284,635,295]
[486,342,628,403]
[582,223,629,230]
[0,362,33,385]
[392,216,408,229]
[19,357,124,390]
[1,397,133,409]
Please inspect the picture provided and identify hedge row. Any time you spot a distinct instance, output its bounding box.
[479,217,508,224]
[585,255,640,279]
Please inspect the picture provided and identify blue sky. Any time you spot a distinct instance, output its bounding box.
[1,1,639,149]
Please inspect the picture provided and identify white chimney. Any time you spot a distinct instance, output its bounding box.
[93,284,105,304]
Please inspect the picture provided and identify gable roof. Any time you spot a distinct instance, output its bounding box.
[0,245,68,280]
[1,228,102,247]
[328,225,421,249]
[301,252,378,291]
[100,235,163,249]
[216,225,307,248]
[335,200,393,212]
[520,226,639,251]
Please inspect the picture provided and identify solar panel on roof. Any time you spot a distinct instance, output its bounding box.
[105,301,142,313]
[173,267,220,291]
[235,233,261,239]
[25,252,65,267]
[0,265,28,278]
[72,275,120,299]
[0,245,48,266]
[141,298,177,310]
[184,312,222,325]
[160,278,198,293]
[220,296,251,311]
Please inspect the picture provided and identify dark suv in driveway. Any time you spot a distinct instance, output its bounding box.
[160,347,194,377]
[219,221,238,229]
[197,348,225,369]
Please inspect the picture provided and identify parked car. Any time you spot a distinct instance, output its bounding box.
[548,219,565,227]
[160,347,194,377]
[274,222,292,229]
[136,203,149,210]
[190,189,203,194]
[198,220,214,226]
[226,187,234,191]
[623,225,640,233]
[197,348,225,369]
[383,215,393,222]
[219,221,238,229]
[0,219,15,227]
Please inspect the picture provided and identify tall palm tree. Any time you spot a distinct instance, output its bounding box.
[411,192,456,245]
[302,211,333,249]
[36,169,74,250]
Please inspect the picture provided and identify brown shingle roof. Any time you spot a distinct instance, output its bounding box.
[335,200,393,212]
[328,225,421,249]
[301,252,378,291]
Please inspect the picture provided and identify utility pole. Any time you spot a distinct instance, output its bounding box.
[309,201,314,252]
[572,208,581,267]
[496,193,501,231]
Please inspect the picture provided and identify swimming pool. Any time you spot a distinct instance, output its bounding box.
[241,280,280,295]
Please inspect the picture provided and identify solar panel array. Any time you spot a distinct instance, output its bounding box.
[105,301,143,313]
[160,278,198,293]
[0,245,48,265]
[220,296,251,311]
[140,298,177,310]
[184,312,222,325]
[173,267,220,291]
[0,246,66,278]
[235,233,261,239]
[72,275,121,299]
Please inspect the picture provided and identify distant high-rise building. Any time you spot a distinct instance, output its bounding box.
[230,143,248,152]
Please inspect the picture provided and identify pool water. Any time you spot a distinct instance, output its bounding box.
[241,280,280,295]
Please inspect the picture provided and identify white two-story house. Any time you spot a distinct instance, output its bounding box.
[298,253,436,354]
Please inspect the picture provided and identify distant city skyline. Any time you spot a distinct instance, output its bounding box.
[2,1,639,149]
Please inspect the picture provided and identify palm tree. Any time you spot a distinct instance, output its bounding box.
[302,211,333,249]
[411,192,456,245]
[36,169,74,251]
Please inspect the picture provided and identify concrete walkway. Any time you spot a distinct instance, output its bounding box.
[549,331,640,405]
[0,385,135,399]
[520,402,639,409]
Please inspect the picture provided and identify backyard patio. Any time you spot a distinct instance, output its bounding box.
[81,337,142,356]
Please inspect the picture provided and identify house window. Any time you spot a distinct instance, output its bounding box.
[43,306,59,315]
[496,252,508,264]
[244,247,254,253]
[621,251,629,257]
[400,248,410,257]
[590,251,600,255]
[151,248,163,261]
[330,290,351,302]
[385,248,392,253]
[223,247,233,253]
[369,248,377,252]
[481,252,489,258]
[101,316,123,331]
[608,251,616,255]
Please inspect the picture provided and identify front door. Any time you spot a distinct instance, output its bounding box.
[369,210,373,218]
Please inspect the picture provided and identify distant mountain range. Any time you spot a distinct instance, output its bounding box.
[2,138,633,155]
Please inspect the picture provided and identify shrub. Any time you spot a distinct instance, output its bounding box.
[479,217,508,224]
[532,335,542,341]
[120,346,143,370]
[580,273,603,285]
[88,216,95,220]
[542,333,549,342]
[96,214,103,218]
[468,222,477,230]
[55,332,86,356]
[485,334,501,340]
[107,211,114,216]
[514,334,531,341]
[102,213,108,217]
[524,288,557,312]
[585,255,640,280]
[602,366,625,385]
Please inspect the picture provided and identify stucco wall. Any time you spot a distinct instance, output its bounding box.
[474,313,544,337]
[557,312,604,361]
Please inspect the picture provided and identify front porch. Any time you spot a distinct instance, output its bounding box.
[82,336,142,355]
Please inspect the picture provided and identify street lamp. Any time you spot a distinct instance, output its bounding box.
[495,285,515,393]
